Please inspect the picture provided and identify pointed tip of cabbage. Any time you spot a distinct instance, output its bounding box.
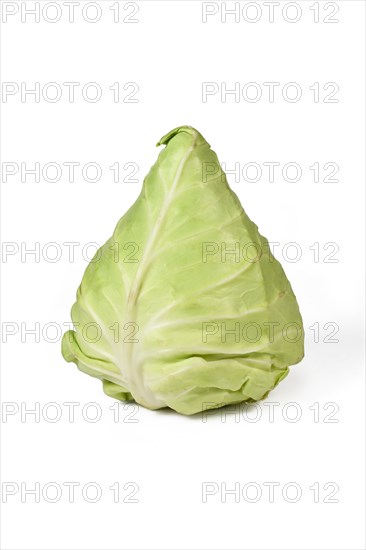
[156,125,209,148]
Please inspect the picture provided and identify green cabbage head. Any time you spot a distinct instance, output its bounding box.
[62,126,304,415]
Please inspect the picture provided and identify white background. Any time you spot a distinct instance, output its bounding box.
[1,1,365,549]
